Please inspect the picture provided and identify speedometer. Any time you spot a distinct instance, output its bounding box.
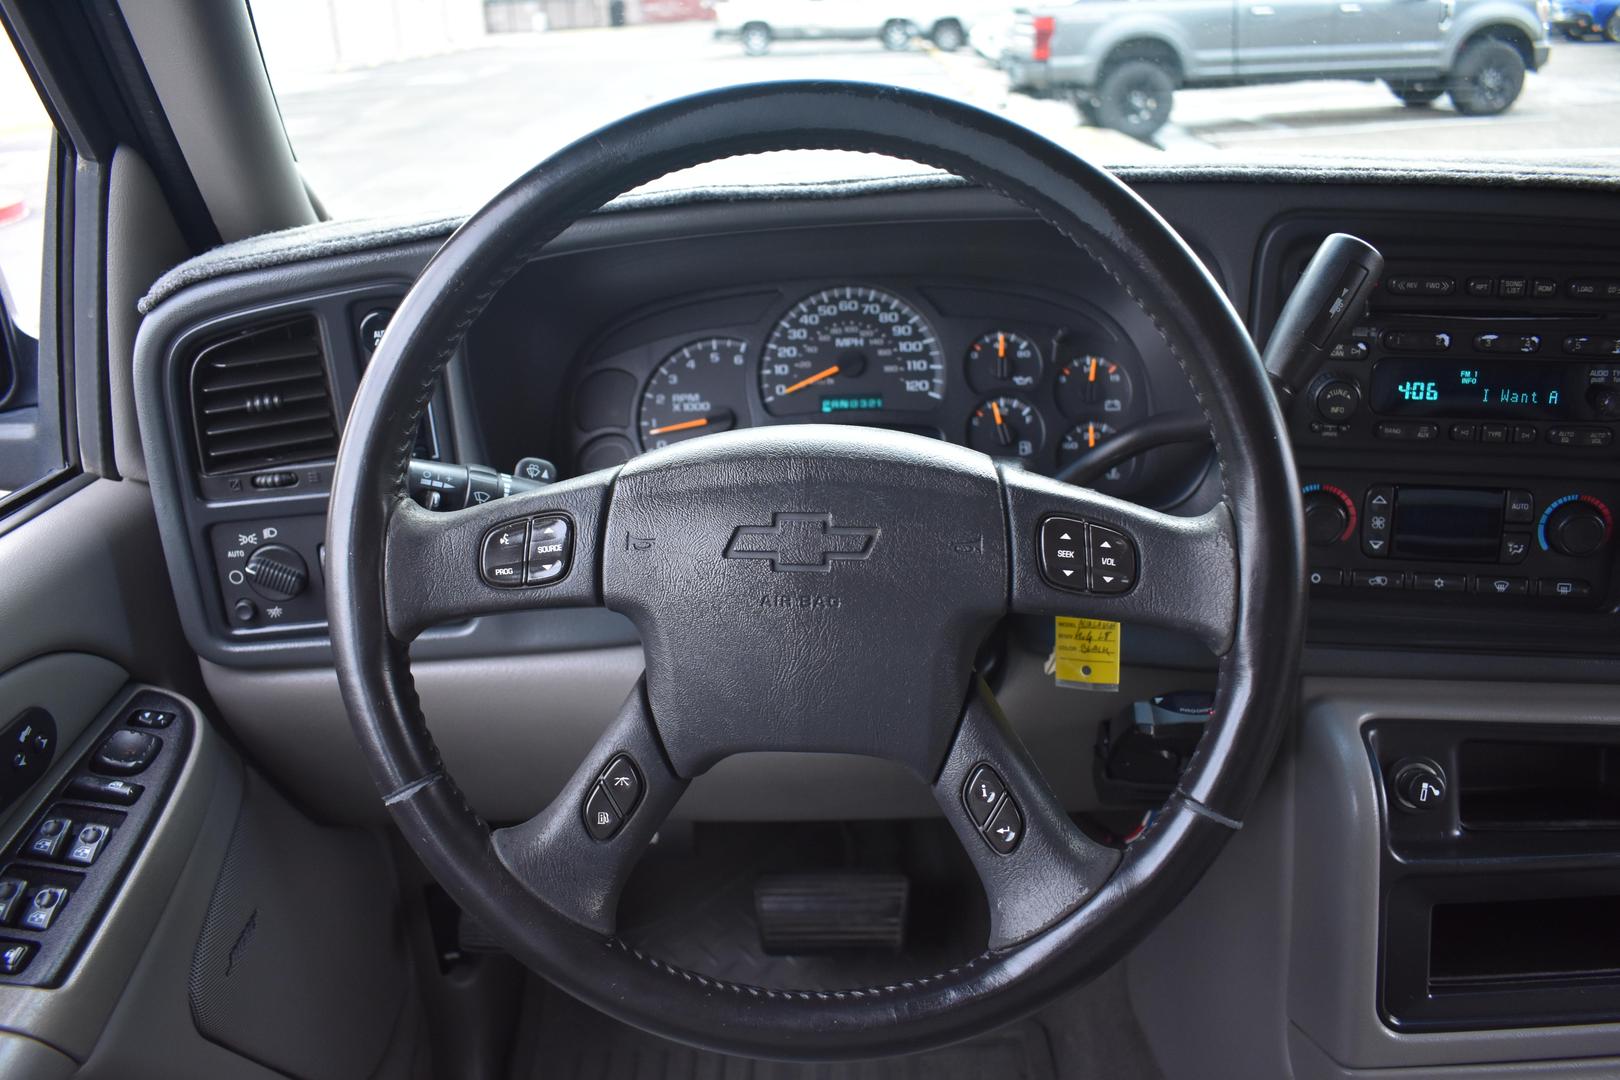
[759,287,944,416]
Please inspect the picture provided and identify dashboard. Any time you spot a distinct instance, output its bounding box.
[564,279,1156,495]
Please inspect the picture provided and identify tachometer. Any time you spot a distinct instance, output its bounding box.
[638,338,751,451]
[759,287,944,416]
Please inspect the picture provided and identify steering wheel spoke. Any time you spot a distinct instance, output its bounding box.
[1002,465,1239,655]
[382,468,616,640]
[492,678,687,936]
[936,679,1121,951]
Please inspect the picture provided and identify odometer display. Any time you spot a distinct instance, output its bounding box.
[760,287,944,416]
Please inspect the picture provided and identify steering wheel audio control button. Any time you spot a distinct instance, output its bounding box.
[963,765,1007,827]
[1088,526,1136,594]
[480,521,529,587]
[583,783,624,841]
[984,799,1024,855]
[526,516,573,584]
[600,755,643,816]
[1039,517,1089,591]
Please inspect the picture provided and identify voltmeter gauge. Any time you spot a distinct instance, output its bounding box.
[967,331,1042,392]
[1056,354,1134,419]
[967,396,1046,459]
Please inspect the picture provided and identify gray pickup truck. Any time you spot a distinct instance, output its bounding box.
[1005,0,1552,138]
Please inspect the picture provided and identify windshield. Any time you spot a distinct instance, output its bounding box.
[250,0,1610,221]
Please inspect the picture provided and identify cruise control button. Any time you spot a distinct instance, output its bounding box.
[963,765,1007,827]
[26,816,72,860]
[0,942,33,975]
[480,521,529,588]
[984,799,1024,855]
[1088,526,1137,594]
[65,824,109,867]
[526,516,573,584]
[0,879,28,926]
[22,886,68,931]
[1039,517,1088,591]
[583,783,623,841]
[1475,575,1528,596]
[600,755,643,816]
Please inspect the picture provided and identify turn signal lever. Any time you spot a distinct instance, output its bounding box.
[406,457,554,511]
[1055,232,1383,486]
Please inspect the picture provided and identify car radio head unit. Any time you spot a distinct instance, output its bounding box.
[1369,358,1585,421]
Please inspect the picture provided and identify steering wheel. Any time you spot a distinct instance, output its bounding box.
[327,81,1304,1060]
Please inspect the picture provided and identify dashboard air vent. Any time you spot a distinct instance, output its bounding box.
[189,316,337,475]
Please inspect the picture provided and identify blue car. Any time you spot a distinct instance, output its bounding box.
[1552,0,1620,39]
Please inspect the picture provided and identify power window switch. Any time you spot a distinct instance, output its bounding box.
[0,942,33,975]
[66,776,142,805]
[24,817,73,860]
[0,878,28,926]
[65,824,110,867]
[21,886,68,931]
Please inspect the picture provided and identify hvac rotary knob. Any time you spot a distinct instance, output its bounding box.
[1545,502,1610,558]
[243,544,309,601]
[1303,490,1350,547]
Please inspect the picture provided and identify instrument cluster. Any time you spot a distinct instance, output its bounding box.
[568,281,1155,494]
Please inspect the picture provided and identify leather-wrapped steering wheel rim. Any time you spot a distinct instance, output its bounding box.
[327,81,1305,1059]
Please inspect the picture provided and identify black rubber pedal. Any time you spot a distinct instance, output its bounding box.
[754,873,908,954]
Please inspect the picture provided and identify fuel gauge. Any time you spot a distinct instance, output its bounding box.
[1056,354,1134,419]
[967,331,1043,392]
[1058,420,1140,492]
[968,395,1046,459]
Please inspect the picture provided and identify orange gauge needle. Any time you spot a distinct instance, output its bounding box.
[1088,357,1099,383]
[647,417,710,436]
[997,333,1006,359]
[1087,422,1098,449]
[781,364,841,396]
[991,400,1005,426]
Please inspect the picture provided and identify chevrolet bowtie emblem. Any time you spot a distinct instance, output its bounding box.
[723,512,879,573]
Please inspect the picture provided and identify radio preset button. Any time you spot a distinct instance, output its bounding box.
[1383,330,1452,352]
[1500,533,1531,564]
[1474,575,1528,597]
[1474,333,1541,354]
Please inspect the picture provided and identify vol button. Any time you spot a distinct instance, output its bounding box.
[1088,526,1136,594]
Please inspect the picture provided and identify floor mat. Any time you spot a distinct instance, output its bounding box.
[514,984,1057,1080]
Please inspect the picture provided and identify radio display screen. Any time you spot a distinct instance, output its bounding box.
[1370,359,1575,419]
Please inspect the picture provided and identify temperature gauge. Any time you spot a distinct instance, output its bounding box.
[967,331,1043,392]
[1056,354,1134,419]
[1057,421,1140,493]
[968,396,1046,459]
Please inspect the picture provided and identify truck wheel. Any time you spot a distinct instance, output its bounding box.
[740,22,772,55]
[882,20,914,50]
[1447,39,1525,116]
[1095,60,1175,140]
[1386,80,1444,107]
[931,19,966,51]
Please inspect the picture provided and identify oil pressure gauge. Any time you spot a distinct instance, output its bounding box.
[967,331,1042,392]
[968,395,1046,459]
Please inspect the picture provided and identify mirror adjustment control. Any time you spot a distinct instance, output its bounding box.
[963,765,1007,827]
[21,886,67,931]
[25,816,72,860]
[91,730,161,777]
[583,783,623,841]
[480,521,529,587]
[0,878,28,926]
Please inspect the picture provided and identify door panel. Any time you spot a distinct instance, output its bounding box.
[1238,0,1442,75]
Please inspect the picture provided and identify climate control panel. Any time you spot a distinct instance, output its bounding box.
[1299,473,1617,606]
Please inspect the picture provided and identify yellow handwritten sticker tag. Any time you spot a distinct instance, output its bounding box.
[1052,616,1121,692]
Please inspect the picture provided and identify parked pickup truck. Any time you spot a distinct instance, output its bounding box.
[713,0,990,52]
[1005,0,1552,138]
